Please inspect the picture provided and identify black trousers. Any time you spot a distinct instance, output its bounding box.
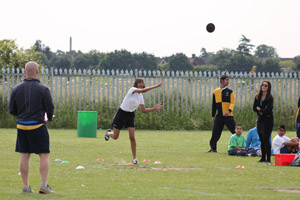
[210,116,236,150]
[257,116,273,162]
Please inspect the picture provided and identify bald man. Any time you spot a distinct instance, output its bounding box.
[9,61,55,194]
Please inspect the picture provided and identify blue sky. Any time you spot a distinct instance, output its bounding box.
[1,0,300,58]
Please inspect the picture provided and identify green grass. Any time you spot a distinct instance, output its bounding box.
[1,129,300,200]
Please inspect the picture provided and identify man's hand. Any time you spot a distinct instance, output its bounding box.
[212,117,215,123]
[224,111,230,116]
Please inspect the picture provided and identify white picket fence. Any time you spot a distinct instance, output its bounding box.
[1,67,300,112]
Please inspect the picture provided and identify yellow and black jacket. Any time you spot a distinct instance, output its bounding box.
[212,87,235,117]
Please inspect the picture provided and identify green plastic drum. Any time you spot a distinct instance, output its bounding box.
[77,111,97,138]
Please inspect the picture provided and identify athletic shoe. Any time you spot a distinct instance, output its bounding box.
[39,184,55,194]
[133,158,137,165]
[105,129,111,141]
[206,149,217,153]
[22,186,33,193]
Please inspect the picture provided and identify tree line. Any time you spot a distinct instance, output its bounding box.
[1,35,300,72]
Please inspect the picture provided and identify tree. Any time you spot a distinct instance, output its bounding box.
[0,39,41,69]
[279,60,295,72]
[132,52,157,70]
[168,53,193,71]
[73,53,90,69]
[50,54,72,69]
[294,56,300,71]
[33,40,55,67]
[258,58,281,72]
[228,53,256,72]
[99,49,134,70]
[86,50,104,68]
[209,48,235,70]
[209,48,256,72]
[236,35,255,56]
[34,40,44,52]
[200,48,208,58]
[254,44,278,58]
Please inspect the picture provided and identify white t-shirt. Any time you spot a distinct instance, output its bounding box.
[120,87,145,112]
[272,135,290,154]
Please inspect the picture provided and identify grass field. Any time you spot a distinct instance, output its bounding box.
[1,128,300,200]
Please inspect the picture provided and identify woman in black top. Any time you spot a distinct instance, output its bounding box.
[253,81,274,163]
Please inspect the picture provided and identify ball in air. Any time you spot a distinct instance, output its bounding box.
[206,23,215,33]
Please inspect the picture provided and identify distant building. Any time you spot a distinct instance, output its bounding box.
[188,54,205,66]
[157,58,167,65]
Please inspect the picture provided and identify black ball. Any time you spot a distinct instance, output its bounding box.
[206,23,215,33]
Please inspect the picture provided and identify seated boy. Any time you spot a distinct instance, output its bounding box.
[228,124,254,156]
[272,125,299,154]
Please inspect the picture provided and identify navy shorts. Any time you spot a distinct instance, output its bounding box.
[112,108,135,130]
[16,125,50,154]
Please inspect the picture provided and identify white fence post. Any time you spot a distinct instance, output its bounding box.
[0,68,299,112]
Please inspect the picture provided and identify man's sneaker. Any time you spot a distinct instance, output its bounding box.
[133,158,137,165]
[206,149,217,153]
[22,186,34,193]
[105,129,111,141]
[39,184,55,194]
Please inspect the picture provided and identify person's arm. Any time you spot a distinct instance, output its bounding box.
[245,131,252,149]
[212,93,216,122]
[242,136,246,150]
[253,97,260,113]
[133,82,162,94]
[227,91,235,114]
[43,88,55,121]
[233,146,245,150]
[139,104,163,113]
[8,88,18,116]
[283,138,299,147]
[260,97,273,115]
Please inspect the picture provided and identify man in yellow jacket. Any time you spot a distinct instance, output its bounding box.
[207,74,236,153]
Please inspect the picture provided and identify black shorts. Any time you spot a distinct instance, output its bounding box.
[112,108,135,130]
[16,125,50,154]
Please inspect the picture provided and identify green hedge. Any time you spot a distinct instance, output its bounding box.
[1,102,297,131]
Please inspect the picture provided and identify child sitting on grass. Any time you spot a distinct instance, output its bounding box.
[228,124,256,156]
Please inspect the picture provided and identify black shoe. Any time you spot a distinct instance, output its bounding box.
[207,149,217,153]
[105,129,111,141]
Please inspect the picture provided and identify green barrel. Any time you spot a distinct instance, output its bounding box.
[77,111,97,138]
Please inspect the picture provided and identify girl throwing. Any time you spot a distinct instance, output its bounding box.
[105,78,163,164]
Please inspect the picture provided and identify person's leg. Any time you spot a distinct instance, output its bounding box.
[128,127,136,160]
[236,150,248,156]
[224,116,236,134]
[228,150,237,155]
[263,118,273,162]
[257,119,266,162]
[280,146,291,153]
[107,128,120,139]
[209,117,224,151]
[20,153,31,187]
[39,153,49,186]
